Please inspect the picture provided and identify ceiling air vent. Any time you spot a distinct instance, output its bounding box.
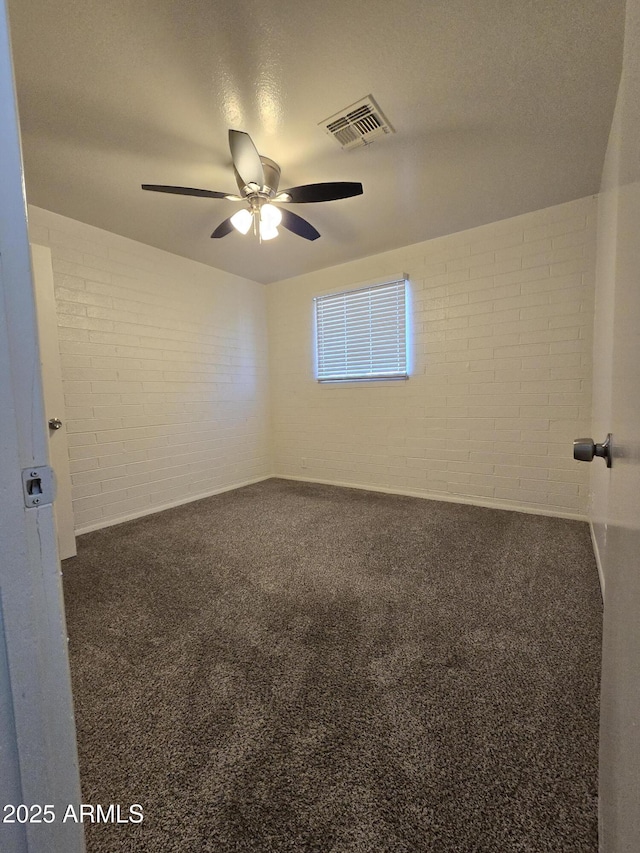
[320,95,395,150]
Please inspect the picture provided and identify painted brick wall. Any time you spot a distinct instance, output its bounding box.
[267,197,596,518]
[28,206,270,532]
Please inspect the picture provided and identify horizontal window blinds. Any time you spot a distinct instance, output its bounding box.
[315,279,407,381]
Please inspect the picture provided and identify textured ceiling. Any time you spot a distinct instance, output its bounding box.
[8,0,625,284]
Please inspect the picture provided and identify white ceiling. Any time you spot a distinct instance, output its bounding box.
[8,0,624,284]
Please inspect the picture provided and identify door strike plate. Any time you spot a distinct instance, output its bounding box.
[21,466,56,508]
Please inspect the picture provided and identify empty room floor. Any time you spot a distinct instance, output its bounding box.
[62,478,602,852]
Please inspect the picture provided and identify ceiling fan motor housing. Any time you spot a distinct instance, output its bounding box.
[260,157,281,195]
[236,156,281,198]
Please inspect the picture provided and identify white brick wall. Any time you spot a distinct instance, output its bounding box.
[267,197,596,518]
[29,196,596,531]
[29,206,270,532]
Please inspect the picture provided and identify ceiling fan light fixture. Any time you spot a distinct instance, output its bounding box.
[259,221,279,241]
[230,207,253,234]
[260,203,282,228]
[144,129,362,245]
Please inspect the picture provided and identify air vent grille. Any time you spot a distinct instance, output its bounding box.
[320,96,394,150]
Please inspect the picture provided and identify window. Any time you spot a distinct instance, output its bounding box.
[314,276,408,382]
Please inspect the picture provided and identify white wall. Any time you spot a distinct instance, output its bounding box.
[592,0,640,846]
[28,195,598,531]
[268,197,596,518]
[28,206,270,532]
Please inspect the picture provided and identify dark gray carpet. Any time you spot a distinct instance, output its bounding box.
[62,478,602,852]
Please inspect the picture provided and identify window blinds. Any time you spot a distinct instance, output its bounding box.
[314,278,408,382]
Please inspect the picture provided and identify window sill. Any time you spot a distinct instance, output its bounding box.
[317,375,409,384]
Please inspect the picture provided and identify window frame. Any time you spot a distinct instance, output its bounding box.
[313,274,410,384]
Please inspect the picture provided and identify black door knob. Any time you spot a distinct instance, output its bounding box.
[573,434,612,468]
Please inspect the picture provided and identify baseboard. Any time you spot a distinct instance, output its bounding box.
[274,474,588,521]
[75,472,590,536]
[74,475,272,535]
[589,520,606,602]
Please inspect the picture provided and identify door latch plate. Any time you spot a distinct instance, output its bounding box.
[21,466,56,507]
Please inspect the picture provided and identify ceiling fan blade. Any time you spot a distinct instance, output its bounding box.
[141,184,234,199]
[277,182,363,204]
[280,208,321,241]
[228,130,265,188]
[210,217,235,239]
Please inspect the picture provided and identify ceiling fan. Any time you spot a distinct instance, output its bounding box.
[142,130,363,243]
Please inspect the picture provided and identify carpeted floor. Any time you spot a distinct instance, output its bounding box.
[62,478,602,852]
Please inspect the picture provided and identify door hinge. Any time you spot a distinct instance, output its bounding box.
[21,466,56,507]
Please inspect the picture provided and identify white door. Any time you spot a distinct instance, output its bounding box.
[597,184,640,849]
[31,243,76,558]
[0,0,84,850]
[592,2,640,847]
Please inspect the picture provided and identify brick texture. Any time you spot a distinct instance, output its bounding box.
[29,206,270,532]
[267,197,596,517]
